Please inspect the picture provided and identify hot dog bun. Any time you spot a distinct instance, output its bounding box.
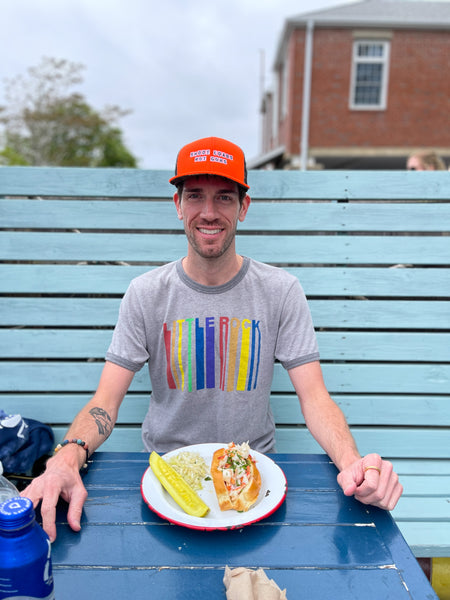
[211,442,261,512]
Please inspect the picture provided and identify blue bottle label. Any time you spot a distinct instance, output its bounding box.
[0,535,54,599]
[0,499,54,600]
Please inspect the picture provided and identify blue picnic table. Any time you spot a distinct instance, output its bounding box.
[49,452,437,599]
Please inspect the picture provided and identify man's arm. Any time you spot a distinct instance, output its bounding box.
[22,361,135,541]
[288,361,403,510]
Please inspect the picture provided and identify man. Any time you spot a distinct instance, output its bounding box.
[23,137,403,542]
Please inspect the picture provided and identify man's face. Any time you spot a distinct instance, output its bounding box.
[174,175,250,260]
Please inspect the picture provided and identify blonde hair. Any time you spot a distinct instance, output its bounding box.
[408,151,446,171]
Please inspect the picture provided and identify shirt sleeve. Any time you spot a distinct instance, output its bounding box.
[105,280,149,372]
[274,277,320,369]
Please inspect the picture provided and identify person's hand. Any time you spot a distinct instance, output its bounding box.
[20,450,88,542]
[337,453,403,511]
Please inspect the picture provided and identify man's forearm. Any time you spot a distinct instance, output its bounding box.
[60,361,134,465]
[61,397,118,467]
[289,362,361,471]
[290,362,402,511]
[303,396,361,471]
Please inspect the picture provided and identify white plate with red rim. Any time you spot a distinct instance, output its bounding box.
[141,442,287,530]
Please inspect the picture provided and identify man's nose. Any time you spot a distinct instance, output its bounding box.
[199,197,218,219]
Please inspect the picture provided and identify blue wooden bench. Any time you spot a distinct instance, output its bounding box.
[1,167,449,587]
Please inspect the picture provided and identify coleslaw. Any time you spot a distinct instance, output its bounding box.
[167,451,209,491]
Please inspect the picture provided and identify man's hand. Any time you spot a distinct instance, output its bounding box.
[337,453,403,511]
[20,450,88,542]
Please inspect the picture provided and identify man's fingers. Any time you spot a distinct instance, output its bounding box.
[343,479,358,497]
[357,469,382,497]
[354,454,384,496]
[20,480,57,541]
[387,480,403,511]
[337,470,358,497]
[338,454,403,511]
[354,458,403,510]
[20,487,41,508]
[20,466,88,542]
[40,493,59,543]
[377,467,403,511]
[66,486,88,532]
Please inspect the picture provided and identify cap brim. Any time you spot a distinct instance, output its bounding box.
[169,172,249,191]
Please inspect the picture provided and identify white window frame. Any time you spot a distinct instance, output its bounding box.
[349,39,390,110]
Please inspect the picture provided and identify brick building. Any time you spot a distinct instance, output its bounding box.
[252,0,450,170]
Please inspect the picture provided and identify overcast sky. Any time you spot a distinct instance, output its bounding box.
[2,0,367,168]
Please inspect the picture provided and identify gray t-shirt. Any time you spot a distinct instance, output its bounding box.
[106,257,319,453]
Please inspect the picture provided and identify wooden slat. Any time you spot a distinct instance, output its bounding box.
[394,522,450,558]
[311,301,450,329]
[43,424,450,459]
[0,264,148,294]
[392,476,450,498]
[2,329,449,361]
[2,393,447,428]
[274,427,450,459]
[270,395,450,427]
[0,167,172,198]
[0,329,111,358]
[1,361,448,394]
[3,231,448,264]
[391,459,450,476]
[50,568,419,600]
[246,201,450,232]
[3,198,449,232]
[1,200,181,231]
[1,167,449,200]
[394,497,450,521]
[1,264,447,297]
[245,170,450,202]
[2,298,448,330]
[319,364,450,394]
[1,298,120,326]
[317,332,450,361]
[2,231,186,262]
[0,394,149,425]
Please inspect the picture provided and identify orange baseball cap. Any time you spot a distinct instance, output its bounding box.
[169,136,249,191]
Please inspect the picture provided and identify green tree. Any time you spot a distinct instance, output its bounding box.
[0,145,29,165]
[0,57,137,167]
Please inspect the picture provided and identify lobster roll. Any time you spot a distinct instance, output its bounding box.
[211,442,261,512]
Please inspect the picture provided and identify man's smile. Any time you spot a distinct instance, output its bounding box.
[198,227,223,235]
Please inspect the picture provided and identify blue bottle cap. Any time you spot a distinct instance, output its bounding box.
[0,496,35,530]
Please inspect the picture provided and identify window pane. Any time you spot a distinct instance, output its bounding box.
[354,85,381,105]
[357,63,382,83]
[358,43,384,57]
[358,44,368,57]
[354,64,382,105]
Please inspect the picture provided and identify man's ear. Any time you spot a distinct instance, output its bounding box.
[174,193,183,220]
[238,194,251,222]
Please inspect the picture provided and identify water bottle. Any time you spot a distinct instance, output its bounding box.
[0,496,55,600]
[0,461,20,503]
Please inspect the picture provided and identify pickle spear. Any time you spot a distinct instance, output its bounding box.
[149,451,210,517]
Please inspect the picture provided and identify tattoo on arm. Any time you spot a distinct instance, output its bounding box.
[89,407,113,438]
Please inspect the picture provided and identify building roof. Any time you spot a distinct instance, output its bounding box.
[275,0,450,67]
[291,0,450,27]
